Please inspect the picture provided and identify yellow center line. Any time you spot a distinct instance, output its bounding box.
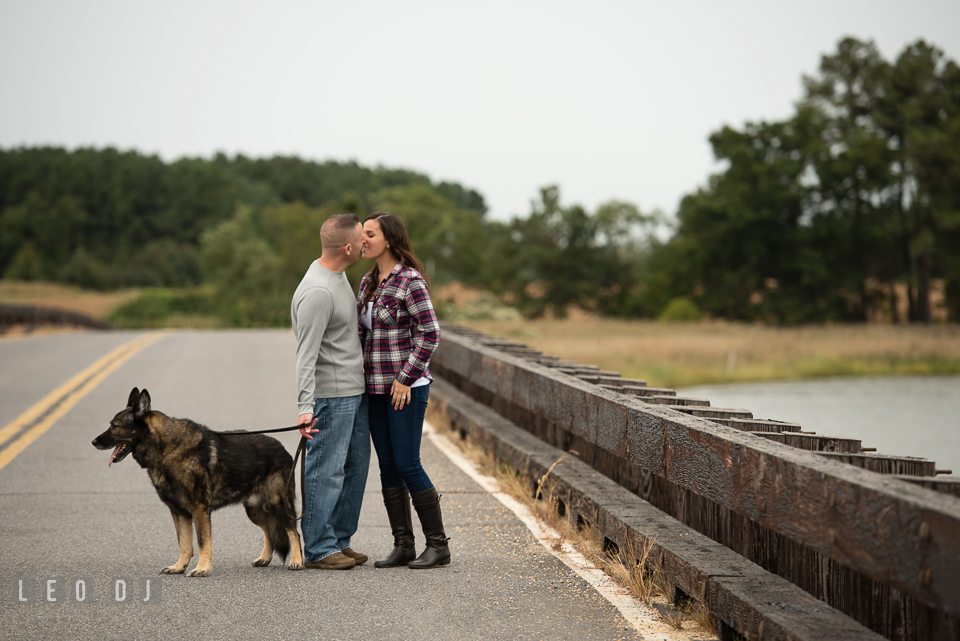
[0,333,156,447]
[0,331,167,471]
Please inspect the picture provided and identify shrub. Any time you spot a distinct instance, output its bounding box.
[107,288,218,327]
[658,297,702,322]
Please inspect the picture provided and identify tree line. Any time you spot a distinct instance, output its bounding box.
[650,37,960,324]
[1,37,957,325]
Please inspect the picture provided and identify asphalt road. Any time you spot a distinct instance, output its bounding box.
[0,330,639,641]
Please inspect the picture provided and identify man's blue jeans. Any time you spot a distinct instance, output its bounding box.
[301,394,370,562]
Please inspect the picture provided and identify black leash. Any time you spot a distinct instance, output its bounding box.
[221,425,304,436]
[221,425,307,521]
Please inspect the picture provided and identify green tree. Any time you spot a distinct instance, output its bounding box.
[200,206,287,326]
[369,184,488,286]
[0,193,89,280]
[802,37,896,320]
[258,200,340,291]
[880,40,960,321]
[490,186,656,318]
[647,112,850,323]
[646,37,960,324]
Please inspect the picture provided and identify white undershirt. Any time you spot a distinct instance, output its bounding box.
[362,302,429,388]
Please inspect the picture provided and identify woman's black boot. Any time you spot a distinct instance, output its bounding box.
[375,486,416,568]
[408,487,450,569]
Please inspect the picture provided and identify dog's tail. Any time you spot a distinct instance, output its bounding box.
[268,516,292,562]
[268,471,301,562]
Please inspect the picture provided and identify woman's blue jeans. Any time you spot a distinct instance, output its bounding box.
[368,384,433,494]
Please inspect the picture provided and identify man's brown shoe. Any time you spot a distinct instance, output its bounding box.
[341,548,368,565]
[304,552,356,570]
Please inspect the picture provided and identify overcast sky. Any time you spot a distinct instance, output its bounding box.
[2,1,958,221]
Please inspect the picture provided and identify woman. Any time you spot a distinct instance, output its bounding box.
[357,211,449,569]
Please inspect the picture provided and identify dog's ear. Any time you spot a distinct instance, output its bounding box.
[134,389,151,421]
[127,387,140,408]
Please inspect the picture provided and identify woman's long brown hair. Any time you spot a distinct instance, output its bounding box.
[362,212,430,305]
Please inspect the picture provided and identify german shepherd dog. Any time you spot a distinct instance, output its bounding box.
[92,388,303,576]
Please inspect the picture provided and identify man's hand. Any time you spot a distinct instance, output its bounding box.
[297,413,318,439]
[391,380,412,411]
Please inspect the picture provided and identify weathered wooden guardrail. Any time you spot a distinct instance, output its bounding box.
[0,304,110,332]
[431,325,960,641]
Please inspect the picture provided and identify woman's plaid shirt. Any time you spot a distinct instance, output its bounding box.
[357,264,441,395]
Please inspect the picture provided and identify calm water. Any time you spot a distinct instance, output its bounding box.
[678,375,960,476]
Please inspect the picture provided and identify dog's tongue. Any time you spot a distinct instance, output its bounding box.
[109,444,123,467]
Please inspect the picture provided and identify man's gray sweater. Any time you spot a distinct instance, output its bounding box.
[291,261,365,415]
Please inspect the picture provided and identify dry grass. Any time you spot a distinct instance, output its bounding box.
[0,280,137,320]
[601,530,665,606]
[460,317,960,387]
[683,600,718,635]
[427,402,717,637]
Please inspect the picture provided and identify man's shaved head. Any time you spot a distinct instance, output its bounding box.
[320,213,362,250]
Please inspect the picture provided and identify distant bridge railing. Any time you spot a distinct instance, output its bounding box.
[431,324,960,641]
[0,304,111,332]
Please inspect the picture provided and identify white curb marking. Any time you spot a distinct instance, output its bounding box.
[425,421,714,641]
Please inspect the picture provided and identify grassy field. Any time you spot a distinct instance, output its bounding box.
[5,281,959,388]
[0,281,227,329]
[459,317,960,388]
[0,281,138,319]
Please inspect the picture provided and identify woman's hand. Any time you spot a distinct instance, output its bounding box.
[391,380,412,410]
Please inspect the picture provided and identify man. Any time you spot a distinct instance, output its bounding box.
[291,213,369,570]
